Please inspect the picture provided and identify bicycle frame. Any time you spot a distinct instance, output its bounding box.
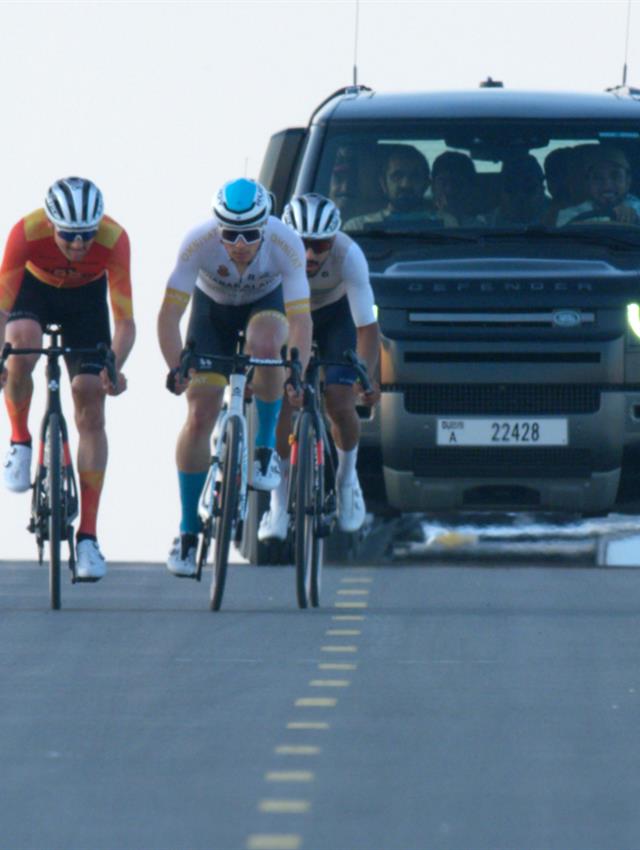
[31,331,79,569]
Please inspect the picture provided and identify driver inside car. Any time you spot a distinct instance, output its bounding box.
[344,144,455,231]
[557,147,640,226]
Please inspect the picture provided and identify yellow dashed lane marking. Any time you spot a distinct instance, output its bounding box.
[287,721,330,730]
[337,589,369,595]
[265,771,315,782]
[332,615,365,621]
[334,601,368,609]
[326,629,361,636]
[258,800,311,814]
[321,645,358,652]
[246,835,302,850]
[295,697,337,707]
[318,663,357,670]
[275,745,321,755]
[340,577,373,583]
[310,679,350,687]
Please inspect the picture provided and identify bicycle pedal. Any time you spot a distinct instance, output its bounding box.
[317,522,332,538]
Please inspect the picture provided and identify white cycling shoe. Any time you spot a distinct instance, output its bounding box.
[252,447,281,491]
[258,505,289,542]
[75,539,107,580]
[337,479,366,533]
[167,533,198,577]
[3,444,32,493]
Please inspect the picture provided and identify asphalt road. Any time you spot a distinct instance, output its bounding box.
[2,557,640,850]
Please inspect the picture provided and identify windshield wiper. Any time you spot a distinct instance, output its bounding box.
[352,228,482,243]
[484,225,640,250]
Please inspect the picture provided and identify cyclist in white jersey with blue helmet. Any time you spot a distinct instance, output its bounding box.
[259,193,381,541]
[158,179,311,576]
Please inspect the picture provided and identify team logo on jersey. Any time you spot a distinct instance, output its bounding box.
[217,265,230,277]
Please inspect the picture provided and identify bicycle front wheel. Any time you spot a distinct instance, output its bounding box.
[210,414,242,611]
[46,414,62,610]
[294,412,321,609]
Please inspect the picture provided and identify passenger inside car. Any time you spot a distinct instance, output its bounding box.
[429,150,479,225]
[344,144,455,231]
[557,146,640,226]
[542,147,575,224]
[485,154,548,226]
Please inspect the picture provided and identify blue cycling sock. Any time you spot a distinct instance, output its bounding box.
[178,470,207,534]
[254,397,282,450]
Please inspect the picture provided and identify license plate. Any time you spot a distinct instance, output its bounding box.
[437,418,568,446]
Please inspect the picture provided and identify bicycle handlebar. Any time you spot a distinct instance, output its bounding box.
[0,341,118,387]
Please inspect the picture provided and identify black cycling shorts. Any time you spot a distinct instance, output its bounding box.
[186,285,286,377]
[312,295,358,386]
[8,270,111,378]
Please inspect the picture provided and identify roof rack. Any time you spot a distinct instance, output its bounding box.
[308,84,373,124]
[606,83,640,99]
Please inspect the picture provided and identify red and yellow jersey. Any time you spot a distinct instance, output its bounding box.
[0,208,133,321]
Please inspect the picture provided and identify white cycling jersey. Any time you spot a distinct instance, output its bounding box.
[310,231,376,327]
[166,216,309,313]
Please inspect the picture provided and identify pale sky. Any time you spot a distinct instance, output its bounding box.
[0,0,637,562]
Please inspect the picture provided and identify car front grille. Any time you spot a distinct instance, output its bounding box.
[383,384,601,415]
[412,447,593,478]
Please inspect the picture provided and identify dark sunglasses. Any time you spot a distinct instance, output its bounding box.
[220,228,263,244]
[303,237,333,254]
[56,229,98,243]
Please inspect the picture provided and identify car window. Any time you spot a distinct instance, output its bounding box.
[313,121,640,237]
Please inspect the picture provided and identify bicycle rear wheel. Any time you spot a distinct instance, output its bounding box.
[46,414,62,610]
[210,414,242,611]
[294,412,321,609]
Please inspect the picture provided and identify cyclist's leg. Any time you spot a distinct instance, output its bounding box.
[3,272,47,491]
[5,271,47,443]
[246,288,289,490]
[63,278,111,576]
[315,298,364,531]
[168,290,235,574]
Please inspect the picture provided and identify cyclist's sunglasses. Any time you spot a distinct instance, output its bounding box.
[56,228,98,243]
[220,228,263,245]
[303,237,333,254]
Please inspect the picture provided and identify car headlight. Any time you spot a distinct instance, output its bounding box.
[628,303,640,341]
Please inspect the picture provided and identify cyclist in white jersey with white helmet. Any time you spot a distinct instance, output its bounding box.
[158,179,311,576]
[259,193,381,541]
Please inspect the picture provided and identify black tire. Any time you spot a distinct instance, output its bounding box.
[294,412,321,609]
[309,439,325,608]
[46,414,62,610]
[210,415,242,611]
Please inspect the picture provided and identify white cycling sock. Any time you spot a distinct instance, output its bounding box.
[270,458,290,514]
[336,446,358,486]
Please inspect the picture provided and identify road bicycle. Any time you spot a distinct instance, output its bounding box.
[178,338,298,611]
[0,325,116,610]
[287,348,371,609]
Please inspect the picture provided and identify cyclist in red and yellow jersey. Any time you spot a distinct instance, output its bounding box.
[0,177,136,579]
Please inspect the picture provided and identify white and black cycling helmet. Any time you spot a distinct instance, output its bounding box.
[212,178,271,229]
[282,193,341,239]
[44,176,104,232]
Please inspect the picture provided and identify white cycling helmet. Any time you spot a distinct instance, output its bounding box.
[212,178,271,229]
[282,193,341,239]
[44,176,104,232]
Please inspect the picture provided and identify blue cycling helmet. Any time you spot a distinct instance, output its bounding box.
[212,178,271,228]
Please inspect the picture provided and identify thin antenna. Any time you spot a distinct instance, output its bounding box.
[353,0,360,86]
[623,0,632,86]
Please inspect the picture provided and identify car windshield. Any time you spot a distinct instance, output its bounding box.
[312,119,640,243]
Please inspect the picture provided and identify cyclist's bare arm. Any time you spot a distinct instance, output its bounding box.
[286,310,312,406]
[100,317,136,396]
[356,321,381,406]
[158,289,191,394]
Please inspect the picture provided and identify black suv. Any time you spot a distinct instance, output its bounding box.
[258,85,640,517]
